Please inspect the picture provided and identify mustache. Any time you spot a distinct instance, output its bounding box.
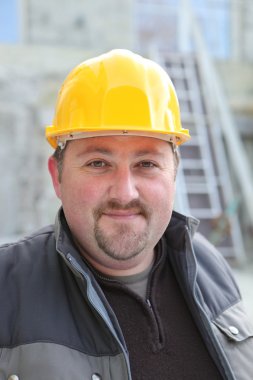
[93,199,151,220]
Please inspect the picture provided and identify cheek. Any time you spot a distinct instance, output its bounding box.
[61,176,105,211]
[144,178,175,240]
[150,176,175,201]
[151,179,175,216]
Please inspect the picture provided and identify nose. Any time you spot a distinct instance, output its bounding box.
[108,166,139,204]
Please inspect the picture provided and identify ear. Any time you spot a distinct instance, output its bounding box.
[48,156,62,199]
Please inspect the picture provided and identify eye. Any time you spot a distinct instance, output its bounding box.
[138,161,157,168]
[87,160,107,168]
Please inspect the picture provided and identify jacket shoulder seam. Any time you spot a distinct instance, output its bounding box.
[0,228,54,250]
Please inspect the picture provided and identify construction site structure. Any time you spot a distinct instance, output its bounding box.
[0,0,253,264]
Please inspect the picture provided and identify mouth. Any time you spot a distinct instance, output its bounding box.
[94,200,151,223]
[102,210,143,220]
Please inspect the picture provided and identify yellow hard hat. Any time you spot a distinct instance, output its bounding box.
[45,49,190,149]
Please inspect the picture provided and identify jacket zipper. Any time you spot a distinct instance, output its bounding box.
[145,251,164,346]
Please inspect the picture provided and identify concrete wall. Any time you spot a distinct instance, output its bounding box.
[1,0,253,242]
[21,0,134,50]
[0,45,91,239]
[231,0,253,62]
[0,0,134,241]
[216,61,253,111]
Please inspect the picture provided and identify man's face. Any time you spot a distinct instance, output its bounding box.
[49,136,176,274]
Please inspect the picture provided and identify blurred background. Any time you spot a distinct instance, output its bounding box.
[0,0,253,317]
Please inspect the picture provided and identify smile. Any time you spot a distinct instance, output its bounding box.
[102,211,142,220]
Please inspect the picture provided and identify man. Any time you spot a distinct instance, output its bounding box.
[0,49,252,380]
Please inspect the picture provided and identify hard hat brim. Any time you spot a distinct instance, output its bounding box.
[46,126,191,149]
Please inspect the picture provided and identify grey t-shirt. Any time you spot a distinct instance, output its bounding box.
[106,261,154,300]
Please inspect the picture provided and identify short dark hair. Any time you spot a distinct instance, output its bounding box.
[52,142,69,181]
[52,141,180,182]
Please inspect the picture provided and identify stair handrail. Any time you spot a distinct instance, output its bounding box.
[179,0,253,226]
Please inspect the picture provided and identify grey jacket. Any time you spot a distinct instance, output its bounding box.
[0,210,253,380]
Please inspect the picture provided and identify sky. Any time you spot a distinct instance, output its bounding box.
[0,0,19,43]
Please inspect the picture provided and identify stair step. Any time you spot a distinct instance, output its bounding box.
[183,184,218,194]
[159,51,245,262]
[189,208,222,218]
[181,158,209,169]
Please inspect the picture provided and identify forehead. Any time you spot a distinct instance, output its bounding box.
[65,135,172,157]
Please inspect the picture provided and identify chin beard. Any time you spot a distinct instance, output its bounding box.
[94,223,150,261]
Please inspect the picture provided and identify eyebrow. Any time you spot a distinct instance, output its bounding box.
[76,147,113,157]
[134,150,165,157]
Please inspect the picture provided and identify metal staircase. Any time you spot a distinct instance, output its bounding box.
[159,52,245,263]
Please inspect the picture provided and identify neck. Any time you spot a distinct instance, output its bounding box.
[79,245,155,277]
